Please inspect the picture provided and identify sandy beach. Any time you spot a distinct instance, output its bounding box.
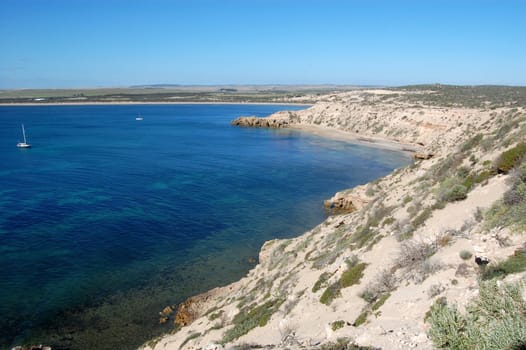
[290,124,420,153]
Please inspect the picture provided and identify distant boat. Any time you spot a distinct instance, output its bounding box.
[136,115,143,121]
[16,124,31,148]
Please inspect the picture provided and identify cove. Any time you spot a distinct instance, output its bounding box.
[0,104,410,349]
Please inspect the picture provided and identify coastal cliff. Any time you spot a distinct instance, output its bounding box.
[141,86,526,350]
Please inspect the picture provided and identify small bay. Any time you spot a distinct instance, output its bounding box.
[0,104,410,349]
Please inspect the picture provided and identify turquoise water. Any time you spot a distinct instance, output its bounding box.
[0,104,410,349]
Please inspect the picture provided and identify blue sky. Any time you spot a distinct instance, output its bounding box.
[0,0,525,88]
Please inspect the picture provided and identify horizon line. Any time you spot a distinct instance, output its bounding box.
[2,82,526,91]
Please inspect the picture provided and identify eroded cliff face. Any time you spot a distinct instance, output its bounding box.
[323,185,371,215]
[232,89,500,158]
[141,88,526,350]
[231,111,294,128]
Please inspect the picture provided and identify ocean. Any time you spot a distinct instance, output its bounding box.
[0,104,410,349]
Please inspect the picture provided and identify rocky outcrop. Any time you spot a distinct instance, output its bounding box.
[159,305,174,324]
[172,289,221,328]
[229,90,507,157]
[174,299,197,327]
[231,116,290,128]
[323,185,371,214]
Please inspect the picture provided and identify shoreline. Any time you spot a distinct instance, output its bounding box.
[139,89,525,350]
[289,124,421,155]
[0,101,313,107]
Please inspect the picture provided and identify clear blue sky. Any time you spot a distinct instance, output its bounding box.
[1,0,525,88]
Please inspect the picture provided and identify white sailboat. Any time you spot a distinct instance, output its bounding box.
[16,124,31,148]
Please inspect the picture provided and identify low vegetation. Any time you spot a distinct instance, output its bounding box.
[180,332,201,349]
[340,261,368,288]
[480,249,526,280]
[427,280,526,349]
[320,258,367,305]
[396,240,439,283]
[331,320,345,331]
[486,160,526,231]
[495,142,526,174]
[353,311,368,327]
[459,250,473,260]
[312,272,332,293]
[393,85,526,108]
[371,293,391,311]
[221,298,285,344]
[320,338,380,350]
[0,85,349,104]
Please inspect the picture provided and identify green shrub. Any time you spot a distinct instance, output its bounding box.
[351,226,376,248]
[428,280,526,350]
[312,272,331,293]
[320,338,380,350]
[371,293,391,311]
[311,251,337,269]
[460,133,483,152]
[486,160,526,231]
[459,250,473,260]
[443,184,468,202]
[432,200,446,210]
[412,207,433,228]
[208,310,224,321]
[474,168,496,184]
[353,311,369,327]
[320,283,342,305]
[340,263,368,288]
[437,177,464,202]
[320,260,367,305]
[331,320,345,331]
[495,142,526,173]
[480,249,526,280]
[381,216,395,226]
[221,298,285,343]
[456,166,471,179]
[461,175,475,191]
[430,154,464,182]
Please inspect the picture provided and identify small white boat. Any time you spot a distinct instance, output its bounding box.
[17,124,31,148]
[136,115,143,121]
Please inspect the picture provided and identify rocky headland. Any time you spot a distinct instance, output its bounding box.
[141,86,526,350]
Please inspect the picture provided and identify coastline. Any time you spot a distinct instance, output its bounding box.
[289,124,420,154]
[0,101,313,107]
[138,89,526,350]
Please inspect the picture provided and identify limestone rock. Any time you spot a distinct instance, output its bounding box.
[174,299,198,327]
[231,114,291,128]
[324,186,370,214]
[173,291,216,327]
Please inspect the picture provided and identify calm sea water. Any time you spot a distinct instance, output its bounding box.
[0,104,410,349]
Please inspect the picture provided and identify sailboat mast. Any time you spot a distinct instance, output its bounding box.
[22,124,27,143]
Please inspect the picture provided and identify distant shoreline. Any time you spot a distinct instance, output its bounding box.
[290,124,420,155]
[0,101,313,107]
